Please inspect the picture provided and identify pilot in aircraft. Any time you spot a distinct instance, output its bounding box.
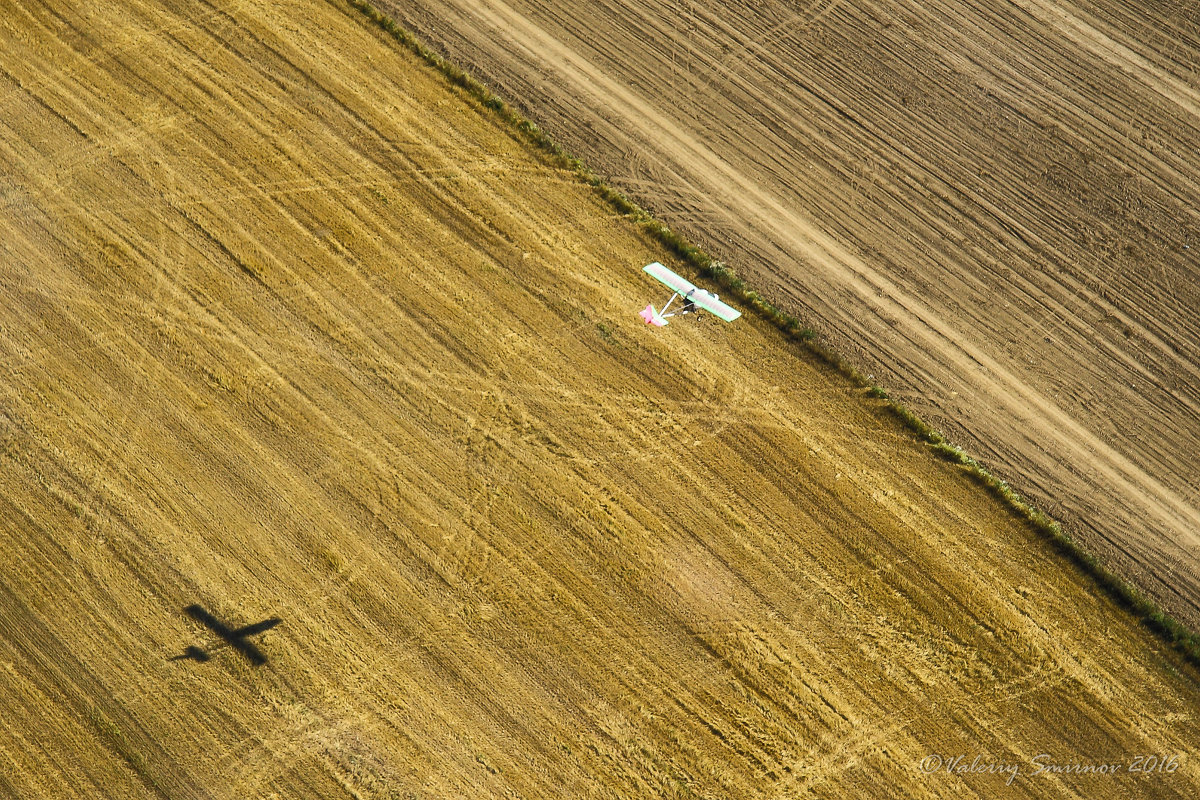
[682,288,698,315]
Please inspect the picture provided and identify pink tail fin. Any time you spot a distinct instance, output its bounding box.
[639,304,667,326]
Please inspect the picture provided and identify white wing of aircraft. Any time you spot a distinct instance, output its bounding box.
[639,262,742,326]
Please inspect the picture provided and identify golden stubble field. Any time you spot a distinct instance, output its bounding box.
[378,0,1200,631]
[1,0,1198,797]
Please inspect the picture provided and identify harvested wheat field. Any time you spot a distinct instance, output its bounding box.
[1,0,1198,797]
[379,0,1200,631]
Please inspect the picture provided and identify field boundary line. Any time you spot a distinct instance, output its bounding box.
[336,0,1200,673]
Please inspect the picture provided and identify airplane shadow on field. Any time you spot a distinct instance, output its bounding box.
[171,604,281,666]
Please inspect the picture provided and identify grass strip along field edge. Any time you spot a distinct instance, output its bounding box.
[340,0,1200,672]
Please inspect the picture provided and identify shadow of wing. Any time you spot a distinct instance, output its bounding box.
[185,605,234,639]
[231,618,282,638]
[230,639,269,666]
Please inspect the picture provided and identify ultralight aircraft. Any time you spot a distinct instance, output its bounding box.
[639,262,741,326]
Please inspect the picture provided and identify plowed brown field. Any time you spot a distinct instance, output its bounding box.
[1,0,1198,798]
[376,0,1200,630]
